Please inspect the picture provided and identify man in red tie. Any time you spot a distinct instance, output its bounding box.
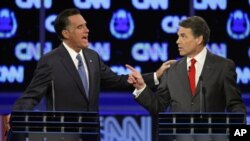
[126,16,246,141]
[188,58,196,96]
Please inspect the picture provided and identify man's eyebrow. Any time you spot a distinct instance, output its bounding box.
[178,33,185,36]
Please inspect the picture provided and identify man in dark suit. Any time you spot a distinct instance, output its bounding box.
[10,8,174,112]
[126,16,246,141]
[6,8,174,140]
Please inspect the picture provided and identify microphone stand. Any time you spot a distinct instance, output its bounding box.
[51,79,56,117]
[199,76,204,118]
[51,80,55,112]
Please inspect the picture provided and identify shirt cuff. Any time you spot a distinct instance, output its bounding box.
[154,72,159,85]
[132,84,146,98]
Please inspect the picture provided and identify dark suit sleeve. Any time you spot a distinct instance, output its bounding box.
[99,58,155,90]
[136,71,171,115]
[12,57,52,110]
[224,60,246,113]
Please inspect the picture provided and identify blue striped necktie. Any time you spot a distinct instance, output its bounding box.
[76,54,89,98]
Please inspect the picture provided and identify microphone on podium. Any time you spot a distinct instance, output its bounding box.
[50,79,57,118]
[199,76,205,118]
[51,79,55,112]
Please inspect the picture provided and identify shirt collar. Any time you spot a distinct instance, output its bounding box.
[187,47,207,65]
[63,42,83,59]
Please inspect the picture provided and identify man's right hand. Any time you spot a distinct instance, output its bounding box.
[126,64,146,90]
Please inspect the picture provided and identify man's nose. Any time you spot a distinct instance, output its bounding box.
[85,27,89,33]
[176,38,180,44]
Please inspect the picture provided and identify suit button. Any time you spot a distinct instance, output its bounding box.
[191,102,194,105]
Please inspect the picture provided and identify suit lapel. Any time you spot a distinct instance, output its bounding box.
[82,49,94,101]
[195,51,214,96]
[200,51,214,87]
[178,58,192,97]
[58,45,88,100]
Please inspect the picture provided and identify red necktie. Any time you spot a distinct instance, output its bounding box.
[188,58,196,96]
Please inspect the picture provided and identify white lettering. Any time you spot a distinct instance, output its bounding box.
[194,0,227,10]
[15,0,52,9]
[132,0,168,10]
[74,0,110,9]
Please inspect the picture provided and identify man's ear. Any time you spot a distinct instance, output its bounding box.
[195,35,203,45]
[62,30,69,39]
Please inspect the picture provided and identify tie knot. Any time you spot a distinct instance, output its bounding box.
[76,54,82,61]
[76,54,83,66]
[191,58,196,65]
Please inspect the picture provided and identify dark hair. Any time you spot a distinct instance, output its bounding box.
[179,16,210,46]
[54,8,81,40]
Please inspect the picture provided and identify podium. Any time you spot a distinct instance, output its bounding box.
[8,111,100,141]
[155,112,245,141]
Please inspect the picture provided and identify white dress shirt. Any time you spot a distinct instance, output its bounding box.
[133,47,208,98]
[63,42,158,95]
[63,42,89,83]
[187,47,207,86]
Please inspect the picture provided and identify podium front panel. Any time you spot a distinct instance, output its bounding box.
[155,112,245,141]
[9,111,100,141]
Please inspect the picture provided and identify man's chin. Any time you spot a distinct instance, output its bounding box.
[179,52,185,56]
[82,43,89,48]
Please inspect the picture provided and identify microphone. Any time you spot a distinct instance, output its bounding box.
[199,76,205,118]
[51,79,55,112]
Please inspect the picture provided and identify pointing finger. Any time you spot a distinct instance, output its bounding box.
[125,64,137,72]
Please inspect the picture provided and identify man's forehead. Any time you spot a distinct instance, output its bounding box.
[177,27,192,34]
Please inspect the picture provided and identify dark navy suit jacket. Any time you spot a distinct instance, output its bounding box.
[13,44,155,112]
